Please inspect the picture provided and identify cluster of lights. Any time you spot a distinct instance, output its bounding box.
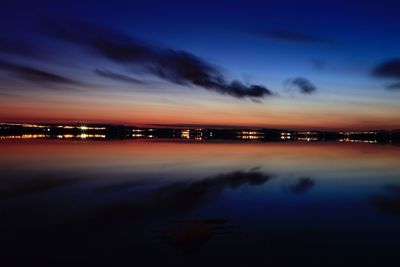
[0,123,106,131]
[1,134,107,139]
[77,126,106,130]
[0,134,47,139]
[76,134,106,139]
[178,129,208,140]
[338,138,377,143]
[339,131,377,135]
[0,124,387,144]
[298,137,319,142]
[240,131,262,135]
[56,134,74,139]
[280,132,292,140]
[132,129,146,138]
[238,130,263,140]
[1,123,47,128]
[240,135,262,140]
[297,131,319,135]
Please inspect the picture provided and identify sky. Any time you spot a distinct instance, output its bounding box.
[0,0,400,130]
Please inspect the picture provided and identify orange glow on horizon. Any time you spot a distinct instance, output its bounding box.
[1,94,399,131]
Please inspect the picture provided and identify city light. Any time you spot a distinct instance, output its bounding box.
[181,130,190,139]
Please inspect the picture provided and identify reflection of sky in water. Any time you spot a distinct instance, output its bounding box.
[1,140,400,266]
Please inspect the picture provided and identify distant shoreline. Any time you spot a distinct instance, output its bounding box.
[1,122,399,144]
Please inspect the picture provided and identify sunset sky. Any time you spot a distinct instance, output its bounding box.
[0,0,400,130]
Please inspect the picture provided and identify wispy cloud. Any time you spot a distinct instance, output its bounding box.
[373,59,400,79]
[372,59,400,90]
[386,82,400,90]
[95,68,145,84]
[254,29,329,44]
[0,59,84,86]
[285,77,317,94]
[43,19,273,100]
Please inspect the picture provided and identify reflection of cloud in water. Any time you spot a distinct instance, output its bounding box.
[371,185,400,215]
[0,174,78,200]
[161,220,213,252]
[289,177,315,194]
[95,180,143,193]
[157,218,239,252]
[154,170,273,211]
[97,169,273,221]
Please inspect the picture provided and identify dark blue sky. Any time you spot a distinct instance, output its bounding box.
[0,0,399,129]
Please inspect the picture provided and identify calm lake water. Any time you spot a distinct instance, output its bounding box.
[1,140,400,266]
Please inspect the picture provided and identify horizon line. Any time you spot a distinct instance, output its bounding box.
[1,121,399,132]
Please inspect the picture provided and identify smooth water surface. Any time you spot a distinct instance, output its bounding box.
[1,140,400,266]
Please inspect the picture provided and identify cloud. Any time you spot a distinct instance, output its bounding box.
[386,82,400,90]
[373,59,400,90]
[44,19,273,99]
[94,68,145,84]
[373,59,400,79]
[0,59,83,86]
[255,30,329,44]
[289,177,315,194]
[285,77,317,94]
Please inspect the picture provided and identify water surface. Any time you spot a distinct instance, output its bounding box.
[1,140,400,266]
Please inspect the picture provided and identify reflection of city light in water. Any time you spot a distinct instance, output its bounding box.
[0,134,47,139]
[338,138,377,144]
[297,137,319,142]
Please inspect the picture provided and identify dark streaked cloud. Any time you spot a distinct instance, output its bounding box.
[0,59,83,86]
[373,59,400,79]
[255,30,329,44]
[44,19,273,99]
[285,77,317,94]
[373,59,400,90]
[95,68,145,84]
